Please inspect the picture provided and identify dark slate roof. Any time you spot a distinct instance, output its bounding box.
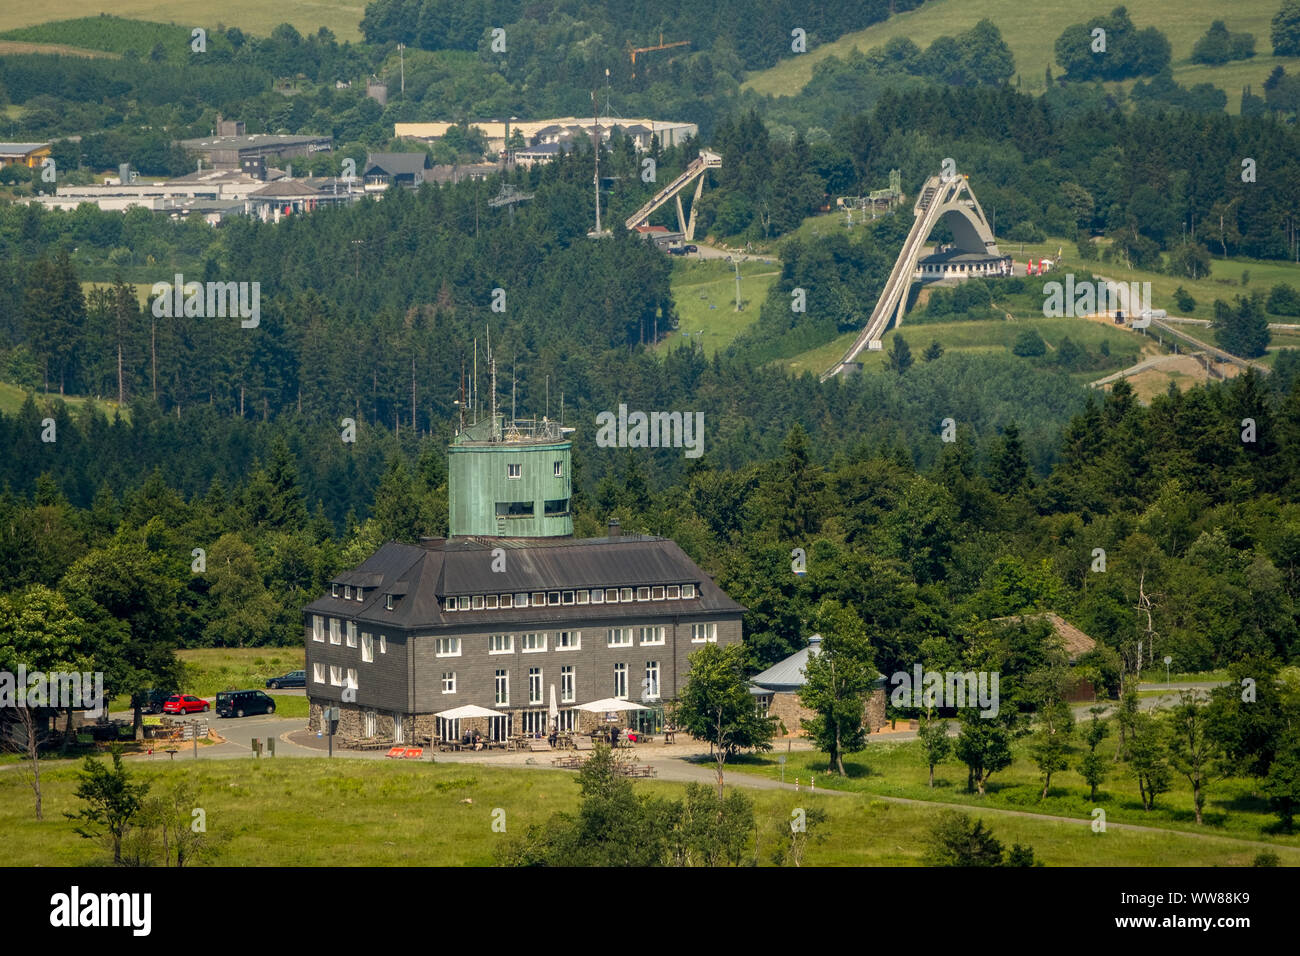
[305,535,744,630]
[364,152,431,177]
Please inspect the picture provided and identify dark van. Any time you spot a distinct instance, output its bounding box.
[216,690,276,718]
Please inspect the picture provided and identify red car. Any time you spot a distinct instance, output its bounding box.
[163,694,210,714]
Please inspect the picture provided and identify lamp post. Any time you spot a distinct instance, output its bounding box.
[1163,656,1172,685]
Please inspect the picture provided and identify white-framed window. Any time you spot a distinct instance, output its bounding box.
[613,663,628,699]
[363,710,377,737]
[329,665,342,686]
[548,591,560,606]
[576,589,590,605]
[553,460,563,477]
[636,587,650,601]
[591,589,604,604]
[312,615,324,642]
[522,709,550,734]
[620,587,633,602]
[500,593,513,608]
[682,584,696,599]
[445,596,457,612]
[346,668,358,689]
[652,586,665,600]
[562,590,574,605]
[329,618,341,645]
[495,669,509,706]
[531,592,545,607]
[666,585,680,600]
[356,588,364,602]
[522,633,547,653]
[507,463,521,479]
[561,665,575,703]
[472,595,484,610]
[379,634,387,654]
[486,594,499,609]
[362,632,374,663]
[606,588,619,603]
[514,592,528,607]
[442,672,456,694]
[691,622,717,643]
[639,626,665,646]
[557,708,579,732]
[435,637,460,657]
[528,667,542,705]
[489,634,513,654]
[556,631,581,650]
[385,594,395,610]
[607,628,632,647]
[312,663,324,684]
[458,596,472,610]
[331,584,340,598]
[346,621,357,648]
[643,661,660,700]
[344,585,352,600]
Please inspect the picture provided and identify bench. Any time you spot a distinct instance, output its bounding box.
[528,739,552,752]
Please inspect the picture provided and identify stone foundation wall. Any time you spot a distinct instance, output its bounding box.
[309,698,661,749]
[766,688,888,736]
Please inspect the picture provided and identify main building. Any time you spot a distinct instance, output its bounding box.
[305,410,743,745]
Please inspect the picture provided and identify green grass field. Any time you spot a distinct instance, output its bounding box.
[0,380,130,421]
[178,647,304,698]
[731,735,1300,855]
[0,756,1288,866]
[0,3,365,42]
[660,257,782,357]
[742,0,1300,110]
[784,315,1147,377]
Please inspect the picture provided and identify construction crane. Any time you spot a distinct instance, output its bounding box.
[629,33,690,78]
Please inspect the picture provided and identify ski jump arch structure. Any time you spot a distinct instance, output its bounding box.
[821,172,1000,381]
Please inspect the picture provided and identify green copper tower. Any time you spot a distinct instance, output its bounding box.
[448,413,573,537]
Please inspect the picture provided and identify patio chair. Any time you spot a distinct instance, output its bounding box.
[573,736,594,752]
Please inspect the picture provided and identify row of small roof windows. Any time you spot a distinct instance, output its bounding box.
[444,584,697,612]
[331,584,366,600]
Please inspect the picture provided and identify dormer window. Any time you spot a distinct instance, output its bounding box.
[385,594,394,611]
[445,597,457,612]
[331,584,340,598]
[344,585,352,600]
[682,584,696,599]
[355,588,364,601]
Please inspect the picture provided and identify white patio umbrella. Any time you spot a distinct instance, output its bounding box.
[574,698,649,713]
[434,704,501,720]
[434,703,501,743]
[549,685,559,731]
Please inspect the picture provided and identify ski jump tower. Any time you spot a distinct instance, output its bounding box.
[822,170,1001,381]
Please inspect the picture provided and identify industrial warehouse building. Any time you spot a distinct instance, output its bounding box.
[305,410,744,746]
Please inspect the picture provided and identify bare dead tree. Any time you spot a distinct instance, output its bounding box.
[3,706,45,820]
